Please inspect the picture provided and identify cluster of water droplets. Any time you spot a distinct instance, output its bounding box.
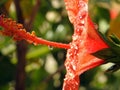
[65,0,88,76]
[63,1,90,90]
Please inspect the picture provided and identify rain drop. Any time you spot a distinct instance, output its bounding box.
[48,45,53,50]
[81,20,84,25]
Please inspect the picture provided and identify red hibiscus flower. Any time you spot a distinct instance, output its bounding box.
[63,0,109,90]
[1,0,117,90]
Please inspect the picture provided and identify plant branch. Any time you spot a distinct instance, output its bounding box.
[14,0,24,24]
[25,0,40,31]
[13,0,26,90]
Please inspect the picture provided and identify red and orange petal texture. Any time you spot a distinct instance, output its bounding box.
[63,0,109,90]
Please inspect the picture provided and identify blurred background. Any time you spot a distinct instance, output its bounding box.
[0,0,120,90]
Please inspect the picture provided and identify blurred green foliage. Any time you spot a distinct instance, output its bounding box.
[0,0,120,90]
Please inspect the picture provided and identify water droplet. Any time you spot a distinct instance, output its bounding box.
[79,16,82,19]
[48,45,53,50]
[73,35,79,41]
[81,20,84,25]
[73,65,76,70]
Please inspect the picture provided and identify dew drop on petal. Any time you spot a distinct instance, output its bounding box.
[81,20,85,25]
[48,45,53,50]
[79,16,82,19]
[73,35,79,41]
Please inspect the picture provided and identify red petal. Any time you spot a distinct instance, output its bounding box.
[86,16,108,53]
[63,75,79,90]
[63,0,109,90]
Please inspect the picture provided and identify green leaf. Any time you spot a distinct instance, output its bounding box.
[106,64,120,73]
[0,52,15,86]
[26,46,50,60]
[92,48,120,72]
[93,32,120,72]
[92,48,120,63]
[109,34,120,44]
[99,32,120,55]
